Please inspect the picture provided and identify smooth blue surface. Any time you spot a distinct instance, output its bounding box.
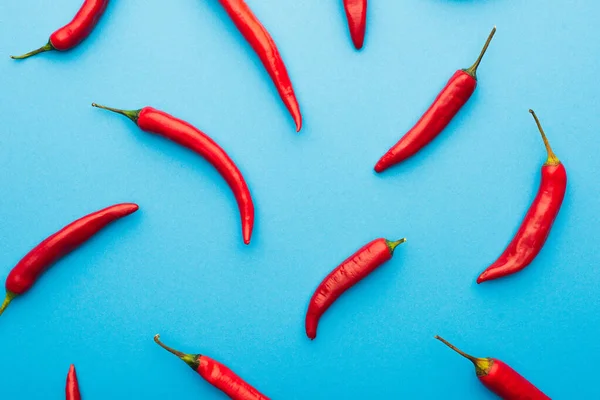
[0,0,598,398]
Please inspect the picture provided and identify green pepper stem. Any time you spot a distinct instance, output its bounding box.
[11,43,54,60]
[435,335,492,376]
[386,238,407,254]
[0,292,17,317]
[529,109,560,166]
[463,26,497,79]
[154,334,199,369]
[92,103,141,124]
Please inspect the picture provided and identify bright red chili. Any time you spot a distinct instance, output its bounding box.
[217,0,302,132]
[478,110,567,283]
[305,237,406,340]
[343,0,367,50]
[11,0,109,60]
[374,27,496,173]
[154,335,269,400]
[92,103,255,245]
[435,336,550,399]
[0,203,138,317]
[66,364,81,400]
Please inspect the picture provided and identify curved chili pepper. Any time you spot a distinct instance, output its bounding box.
[217,0,302,132]
[66,364,81,400]
[154,335,269,400]
[92,103,255,245]
[477,110,567,283]
[305,237,406,340]
[11,0,109,60]
[0,203,138,317]
[435,336,550,399]
[343,0,367,50]
[374,27,496,172]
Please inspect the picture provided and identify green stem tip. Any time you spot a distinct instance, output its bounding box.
[0,291,17,317]
[11,42,54,60]
[92,103,140,124]
[463,26,497,79]
[434,335,492,376]
[386,238,407,254]
[154,334,199,370]
[529,109,560,166]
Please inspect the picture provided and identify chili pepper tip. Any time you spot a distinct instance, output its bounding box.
[529,109,560,166]
[11,42,54,60]
[0,291,17,317]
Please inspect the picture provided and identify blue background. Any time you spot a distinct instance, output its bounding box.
[0,0,598,398]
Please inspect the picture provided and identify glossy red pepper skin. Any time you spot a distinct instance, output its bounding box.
[375,71,476,172]
[0,203,138,317]
[92,104,255,245]
[343,0,367,49]
[305,237,405,340]
[11,0,109,60]
[66,364,82,400]
[436,337,550,400]
[478,110,566,283]
[374,27,496,173]
[479,359,550,399]
[218,0,302,132]
[154,335,269,400]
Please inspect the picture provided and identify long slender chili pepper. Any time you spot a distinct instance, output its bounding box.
[154,335,269,400]
[477,110,567,283]
[374,27,496,172]
[343,0,368,50]
[435,336,550,399]
[305,237,406,340]
[217,0,302,132]
[92,103,255,245]
[66,364,81,400]
[11,0,109,60]
[0,203,138,317]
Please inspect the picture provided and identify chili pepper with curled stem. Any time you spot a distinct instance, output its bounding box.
[154,335,269,400]
[305,237,406,340]
[217,0,302,132]
[92,103,255,245]
[343,0,368,50]
[66,364,81,400]
[435,336,550,399]
[374,27,496,172]
[0,203,138,317]
[477,110,567,283]
[11,0,108,60]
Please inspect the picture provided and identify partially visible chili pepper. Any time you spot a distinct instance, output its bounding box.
[92,103,255,245]
[11,0,109,60]
[0,203,138,317]
[435,336,550,399]
[343,0,367,49]
[217,0,302,132]
[66,364,81,400]
[478,110,567,283]
[374,27,496,172]
[154,335,269,400]
[305,237,406,340]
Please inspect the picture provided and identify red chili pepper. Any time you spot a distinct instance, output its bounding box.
[478,110,566,283]
[92,103,255,245]
[305,237,406,340]
[66,364,81,400]
[435,336,550,399]
[11,0,109,60]
[343,0,367,49]
[154,335,269,400]
[0,203,138,317]
[374,27,496,172]
[217,0,302,132]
